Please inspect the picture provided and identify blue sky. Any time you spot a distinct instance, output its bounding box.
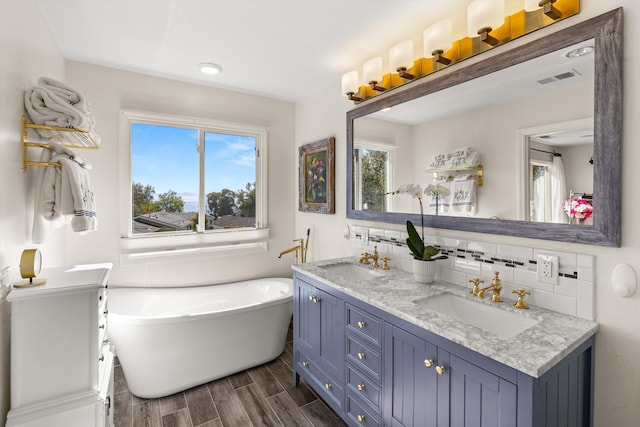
[132,123,256,212]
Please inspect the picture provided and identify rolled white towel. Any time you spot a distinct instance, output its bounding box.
[450,151,480,167]
[38,76,91,113]
[451,147,473,158]
[24,86,89,129]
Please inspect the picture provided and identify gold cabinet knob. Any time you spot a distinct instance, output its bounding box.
[357,384,365,391]
[302,361,309,367]
[309,295,318,303]
[357,415,365,422]
[357,321,366,328]
[357,352,365,360]
[424,359,434,368]
[436,365,447,376]
[325,383,332,390]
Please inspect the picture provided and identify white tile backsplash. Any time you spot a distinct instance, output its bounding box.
[351,226,596,320]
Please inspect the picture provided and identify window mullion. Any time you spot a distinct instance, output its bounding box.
[198,130,206,233]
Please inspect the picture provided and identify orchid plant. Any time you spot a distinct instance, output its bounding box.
[389,184,448,261]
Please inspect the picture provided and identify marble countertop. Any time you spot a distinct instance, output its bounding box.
[292,257,598,378]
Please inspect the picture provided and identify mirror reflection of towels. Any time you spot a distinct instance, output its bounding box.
[450,179,476,215]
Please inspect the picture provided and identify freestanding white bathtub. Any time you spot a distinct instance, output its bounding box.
[108,277,293,398]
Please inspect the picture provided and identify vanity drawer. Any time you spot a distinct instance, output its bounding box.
[346,304,381,347]
[296,350,344,409]
[346,334,381,382]
[347,363,381,412]
[346,393,382,427]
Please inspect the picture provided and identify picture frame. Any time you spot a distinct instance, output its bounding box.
[299,137,335,214]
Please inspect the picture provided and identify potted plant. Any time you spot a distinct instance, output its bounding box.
[391,184,448,283]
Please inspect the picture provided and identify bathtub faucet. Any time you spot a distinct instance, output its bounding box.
[278,228,310,263]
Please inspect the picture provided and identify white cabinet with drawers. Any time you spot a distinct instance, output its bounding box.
[6,263,114,427]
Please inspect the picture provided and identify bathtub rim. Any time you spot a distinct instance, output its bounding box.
[108,277,292,326]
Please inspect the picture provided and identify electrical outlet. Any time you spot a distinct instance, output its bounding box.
[537,255,558,284]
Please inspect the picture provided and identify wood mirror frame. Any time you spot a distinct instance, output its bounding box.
[346,8,622,247]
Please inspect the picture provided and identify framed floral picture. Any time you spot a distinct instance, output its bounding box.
[299,137,335,214]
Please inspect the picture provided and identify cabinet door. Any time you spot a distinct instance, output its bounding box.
[384,324,438,427]
[294,279,344,380]
[295,280,320,356]
[437,349,517,427]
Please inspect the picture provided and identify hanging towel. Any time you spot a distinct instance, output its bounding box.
[58,156,97,232]
[39,154,67,222]
[449,179,477,215]
[38,154,97,233]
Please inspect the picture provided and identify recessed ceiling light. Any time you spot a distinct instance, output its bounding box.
[565,46,594,58]
[380,107,391,112]
[197,62,223,75]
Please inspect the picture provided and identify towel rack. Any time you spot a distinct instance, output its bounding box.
[426,164,484,187]
[21,115,98,170]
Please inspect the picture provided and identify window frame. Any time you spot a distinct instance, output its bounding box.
[353,139,396,211]
[118,110,268,262]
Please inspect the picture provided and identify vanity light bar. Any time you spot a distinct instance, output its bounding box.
[343,0,580,104]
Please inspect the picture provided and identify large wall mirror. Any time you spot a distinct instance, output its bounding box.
[347,8,622,247]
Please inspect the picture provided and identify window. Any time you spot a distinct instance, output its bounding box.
[353,140,395,212]
[119,111,268,260]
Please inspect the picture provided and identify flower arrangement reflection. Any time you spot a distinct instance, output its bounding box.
[388,184,448,261]
[563,196,593,224]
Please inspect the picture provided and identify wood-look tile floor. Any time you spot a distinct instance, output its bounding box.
[113,323,347,427]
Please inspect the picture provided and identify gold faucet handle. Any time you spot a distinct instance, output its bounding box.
[512,289,531,309]
[381,257,391,270]
[469,278,484,295]
[359,252,371,264]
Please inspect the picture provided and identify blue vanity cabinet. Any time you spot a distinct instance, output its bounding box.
[292,270,595,427]
[293,274,345,412]
[384,322,516,426]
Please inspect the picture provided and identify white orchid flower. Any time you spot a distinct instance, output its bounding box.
[425,183,450,198]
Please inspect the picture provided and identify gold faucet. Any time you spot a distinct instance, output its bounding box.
[278,229,310,263]
[512,289,531,309]
[477,271,503,302]
[469,278,484,296]
[359,246,379,267]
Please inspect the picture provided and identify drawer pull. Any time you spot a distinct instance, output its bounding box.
[302,361,309,367]
[357,321,366,329]
[309,295,318,304]
[424,359,434,368]
[357,384,365,391]
[325,383,332,390]
[357,414,365,422]
[436,365,447,376]
[99,355,104,362]
[99,324,105,330]
[357,352,365,360]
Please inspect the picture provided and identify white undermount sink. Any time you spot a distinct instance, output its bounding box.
[413,292,539,339]
[319,262,386,281]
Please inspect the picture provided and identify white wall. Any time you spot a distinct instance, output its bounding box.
[295,1,640,425]
[0,1,68,423]
[64,61,296,286]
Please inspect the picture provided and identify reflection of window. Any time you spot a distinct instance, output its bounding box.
[530,160,552,222]
[353,141,394,212]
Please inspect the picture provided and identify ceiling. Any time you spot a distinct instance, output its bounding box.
[36,0,472,102]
